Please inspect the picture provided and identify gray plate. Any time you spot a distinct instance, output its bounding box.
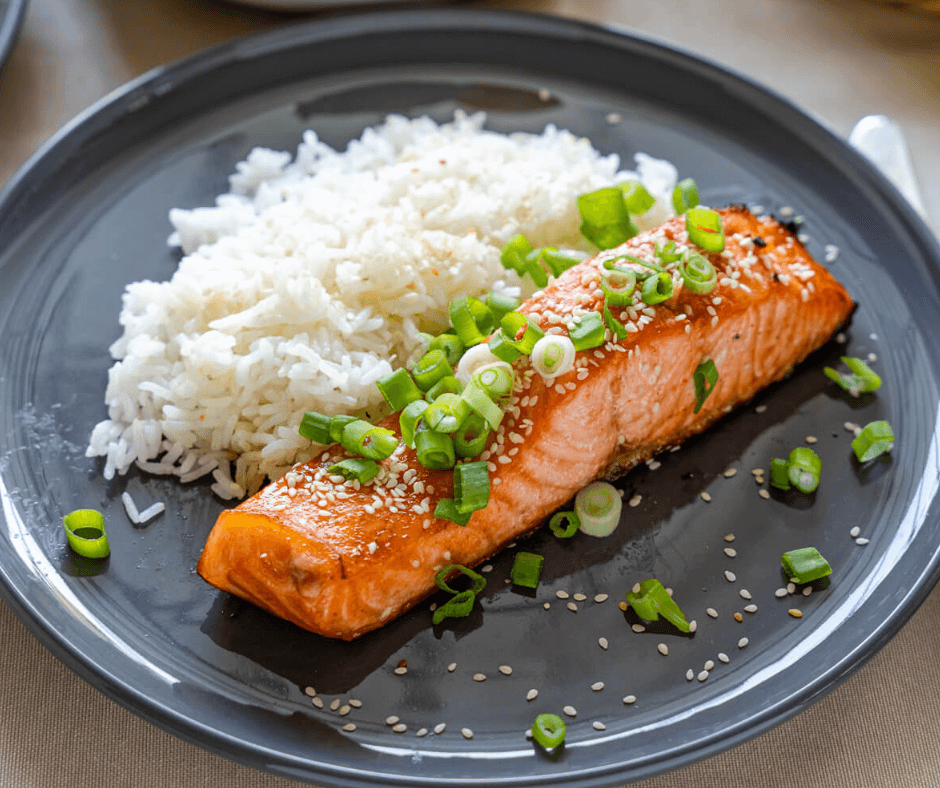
[1,9,940,787]
[0,0,26,72]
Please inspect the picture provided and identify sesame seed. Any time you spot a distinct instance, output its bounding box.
[723,468,738,478]
[349,699,362,708]
[593,721,607,731]
[447,662,457,672]
[698,671,709,682]
[434,723,446,734]
[416,728,428,738]
[573,593,587,602]
[598,637,609,650]
[499,665,513,675]
[701,492,712,502]
[856,537,870,546]
[734,612,743,622]
[563,706,577,717]
[775,588,788,598]
[462,728,474,740]
[850,526,861,538]
[330,699,341,711]
[739,589,752,600]
[473,673,487,682]
[724,547,737,558]
[619,601,628,612]
[623,695,637,705]
[312,697,324,709]
[629,494,642,507]
[386,716,400,725]
[706,607,719,618]
[567,602,578,612]
[724,570,736,582]
[758,489,771,499]
[724,533,736,541]
[544,602,551,610]
[787,582,796,594]
[789,609,803,618]
[738,637,749,648]
[631,582,641,594]
[594,594,609,603]
[686,669,694,681]
[304,686,317,697]
[805,435,818,444]
[755,405,768,414]
[632,624,646,633]
[802,586,812,597]
[744,604,758,613]
[657,643,669,656]
[556,590,570,599]
[343,723,356,732]
[527,689,538,701]
[718,652,730,663]
[703,660,715,671]
[339,705,351,716]
[394,667,407,675]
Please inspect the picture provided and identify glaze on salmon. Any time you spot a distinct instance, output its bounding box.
[197,207,855,639]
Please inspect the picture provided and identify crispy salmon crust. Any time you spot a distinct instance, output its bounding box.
[197,207,855,639]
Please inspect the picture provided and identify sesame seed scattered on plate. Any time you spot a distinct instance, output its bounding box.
[473,673,486,682]
[703,660,715,671]
[789,609,803,618]
[724,533,736,541]
[462,728,474,740]
[394,667,407,675]
[386,716,400,725]
[718,652,730,663]
[567,602,578,612]
[632,624,646,633]
[724,547,737,558]
[304,686,317,697]
[775,588,788,598]
[339,705,351,716]
[312,697,324,709]
[856,537,870,546]
[349,699,362,708]
[758,489,771,499]
[657,643,669,656]
[738,637,749,648]
[434,723,446,735]
[593,721,607,731]
[556,590,570,599]
[416,728,428,738]
[623,695,637,705]
[706,607,719,618]
[739,589,752,600]
[701,491,712,502]
[805,435,818,444]
[689,620,698,633]
[744,604,758,613]
[755,404,768,414]
[330,699,341,711]
[591,682,605,691]
[698,671,709,682]
[343,723,356,732]
[563,706,578,717]
[734,612,743,622]
[598,637,609,650]
[543,602,551,610]
[499,665,513,675]
[686,669,694,681]
[573,593,587,602]
[594,593,609,603]
[629,494,643,507]
[850,526,861,538]
[447,663,457,672]
[724,570,736,582]
[526,689,538,701]
[723,468,737,478]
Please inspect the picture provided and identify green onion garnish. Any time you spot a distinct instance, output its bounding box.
[787,447,822,493]
[435,563,487,597]
[376,368,424,411]
[641,271,673,305]
[487,331,523,364]
[424,393,471,434]
[781,547,832,584]
[341,420,399,461]
[500,311,545,355]
[412,348,454,392]
[399,400,430,449]
[432,588,475,622]
[770,457,791,490]
[678,250,717,295]
[454,413,490,458]
[531,713,566,750]
[603,304,628,341]
[415,430,456,470]
[605,254,664,278]
[328,458,379,483]
[433,498,472,526]
[823,357,882,397]
[618,180,656,215]
[454,461,490,514]
[299,411,332,444]
[540,248,584,277]
[530,335,576,378]
[472,363,515,400]
[449,296,493,348]
[693,359,718,414]
[624,578,691,633]
[852,420,895,462]
[63,509,110,559]
[328,414,357,444]
[510,552,544,589]
[574,481,622,537]
[461,380,504,430]
[600,269,636,307]
[426,375,462,402]
[429,334,465,368]
[500,234,534,277]
[654,238,683,264]
[569,311,606,351]
[485,292,521,326]
[578,186,640,250]
[685,207,725,253]
[522,249,550,288]
[549,510,580,538]
[672,178,700,215]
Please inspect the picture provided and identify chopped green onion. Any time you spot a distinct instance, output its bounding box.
[449,296,493,348]
[400,400,430,449]
[412,348,454,392]
[787,447,821,493]
[781,547,832,584]
[522,249,550,288]
[577,186,630,227]
[600,269,636,306]
[530,335,576,378]
[487,331,523,364]
[429,334,465,368]
[685,207,725,253]
[424,393,471,434]
[641,271,673,305]
[454,413,490,458]
[432,588,475,622]
[654,238,683,264]
[603,304,628,341]
[510,552,544,589]
[541,248,585,277]
[415,430,455,470]
[852,420,895,462]
[531,714,566,750]
[435,563,487,595]
[604,254,664,278]
[341,420,398,461]
[461,380,504,430]
[678,250,717,295]
[376,368,424,411]
[693,359,718,414]
[823,357,882,397]
[672,178,700,215]
[499,311,545,355]
[63,509,110,559]
[453,461,490,514]
[485,292,521,326]
[472,363,515,400]
[581,220,638,250]
[569,311,606,351]
[500,234,534,276]
[457,343,503,383]
[328,458,379,483]
[574,481,622,537]
[624,578,691,633]
[299,411,332,444]
[328,414,357,444]
[434,498,472,526]
[405,332,433,371]
[431,565,486,622]
[618,180,656,214]
[426,375,462,402]
[770,457,791,490]
[549,510,580,538]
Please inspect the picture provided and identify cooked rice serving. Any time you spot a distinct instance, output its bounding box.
[86,111,678,499]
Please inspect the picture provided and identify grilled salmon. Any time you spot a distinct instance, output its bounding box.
[197,206,855,639]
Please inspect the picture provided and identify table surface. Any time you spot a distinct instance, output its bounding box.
[1,1,939,787]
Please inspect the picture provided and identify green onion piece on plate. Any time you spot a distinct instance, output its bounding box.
[823,357,882,397]
[433,498,472,526]
[693,359,718,414]
[510,552,544,589]
[577,186,630,227]
[62,509,110,559]
[500,311,545,355]
[852,420,895,462]
[575,481,622,537]
[328,458,379,483]
[685,207,725,253]
[569,311,606,351]
[432,588,475,624]
[454,413,490,458]
[435,563,487,596]
[299,411,332,444]
[415,430,456,470]
[641,271,674,305]
[328,414,357,444]
[781,547,832,584]
[787,446,821,493]
[624,578,691,632]
[424,393,470,434]
[531,713,566,749]
[454,461,490,514]
[487,331,523,364]
[770,457,791,490]
[678,250,717,295]
[618,180,656,214]
[376,368,424,411]
[431,563,487,623]
[580,220,639,251]
[549,510,581,538]
[400,400,430,449]
[522,249,550,288]
[672,178,700,215]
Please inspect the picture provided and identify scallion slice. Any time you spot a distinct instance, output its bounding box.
[400,400,430,449]
[500,234,534,276]
[328,458,379,483]
[624,578,691,633]
[454,461,490,514]
[435,563,487,596]
[472,362,515,400]
[770,457,791,490]
[568,311,606,351]
[685,207,725,253]
[454,413,490,458]
[549,510,580,538]
[654,238,683,264]
[522,249,550,288]
[852,420,894,462]
[618,180,656,214]
[415,430,456,470]
[432,564,486,622]
[532,714,566,750]
[328,414,357,444]
[781,547,832,584]
[541,248,585,277]
[672,178,700,215]
[299,411,332,444]
[574,481,622,537]
[341,421,399,461]
[456,343,503,384]
[580,219,639,250]
[500,311,545,354]
[603,304,628,341]
[693,359,718,414]
[376,368,424,411]
[461,380,504,430]
[510,552,544,589]
[678,250,717,295]
[424,393,471,434]
[429,334,465,368]
[485,292,521,326]
[449,296,493,348]
[530,335,576,378]
[605,254,664,278]
[577,186,630,228]
[426,375,462,402]
[641,271,673,305]
[432,588,475,622]
[787,447,822,493]
[405,332,433,371]
[487,331,523,364]
[600,269,636,306]
[412,348,454,392]
[433,498,472,526]
[823,357,882,397]
[62,509,110,559]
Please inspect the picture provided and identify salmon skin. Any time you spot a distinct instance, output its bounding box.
[197,206,855,640]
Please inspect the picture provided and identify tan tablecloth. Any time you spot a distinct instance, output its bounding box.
[1,1,939,786]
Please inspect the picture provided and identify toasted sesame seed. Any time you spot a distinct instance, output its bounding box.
[706,607,719,618]
[734,612,743,622]
[739,589,752,600]
[629,494,642,507]
[623,695,637,705]
[386,716,400,725]
[416,728,428,737]
[724,570,736,582]
[789,609,803,618]
[698,671,709,682]
[744,604,758,613]
[593,721,607,731]
[689,619,698,633]
[304,686,317,697]
[394,667,407,675]
[330,699,341,711]
[723,468,738,478]
[462,728,474,739]
[805,435,818,444]
[704,660,715,671]
[758,489,771,499]
[591,682,605,691]
[850,526,861,538]
[339,704,351,716]
[598,637,609,650]
[755,404,768,414]
[473,673,487,682]
[594,593,609,603]
[348,699,362,708]
[434,723,446,734]
[567,602,578,612]
[724,533,736,541]
[686,669,694,681]
[499,665,513,675]
[447,662,457,672]
[856,537,870,546]
[563,706,577,717]
[619,601,628,612]
[775,588,788,598]
[718,652,730,663]
[787,582,796,594]
[632,582,641,594]
[527,689,539,701]
[573,593,587,602]
[738,637,749,648]
[312,697,324,709]
[657,643,669,656]
[701,492,712,502]
[632,624,646,633]
[724,547,737,558]
[556,590,570,599]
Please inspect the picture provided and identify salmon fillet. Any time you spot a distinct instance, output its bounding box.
[197,206,855,639]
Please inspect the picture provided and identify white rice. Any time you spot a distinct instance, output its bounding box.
[86,111,678,499]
